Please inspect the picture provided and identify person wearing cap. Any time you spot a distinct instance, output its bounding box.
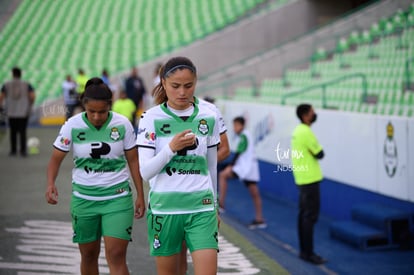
[136,56,220,275]
[45,77,146,275]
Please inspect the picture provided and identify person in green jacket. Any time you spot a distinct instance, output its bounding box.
[112,90,136,126]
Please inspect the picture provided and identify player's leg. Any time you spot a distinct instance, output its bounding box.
[186,211,218,275]
[191,249,217,275]
[246,182,264,222]
[72,209,102,275]
[78,240,101,275]
[103,236,129,275]
[101,200,134,275]
[155,254,180,275]
[147,210,184,275]
[178,241,188,275]
[218,165,233,210]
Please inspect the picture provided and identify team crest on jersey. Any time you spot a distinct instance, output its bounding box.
[110,127,120,141]
[198,119,209,135]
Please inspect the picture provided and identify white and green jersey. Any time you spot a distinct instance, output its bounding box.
[53,111,136,201]
[136,103,220,215]
[232,129,260,182]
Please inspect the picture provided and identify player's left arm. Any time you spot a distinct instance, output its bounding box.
[45,148,66,205]
[125,148,146,219]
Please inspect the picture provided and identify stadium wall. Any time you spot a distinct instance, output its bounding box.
[218,100,414,219]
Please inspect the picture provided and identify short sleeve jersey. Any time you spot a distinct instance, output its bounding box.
[136,103,220,215]
[53,111,136,201]
[291,123,323,185]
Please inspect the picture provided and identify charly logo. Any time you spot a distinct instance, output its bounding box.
[110,127,120,141]
[383,121,398,177]
[198,119,209,135]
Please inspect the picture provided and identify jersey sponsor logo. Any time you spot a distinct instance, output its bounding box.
[84,165,117,174]
[90,142,111,159]
[198,119,209,135]
[110,127,120,141]
[165,166,201,176]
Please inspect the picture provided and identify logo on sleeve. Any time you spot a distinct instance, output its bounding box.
[60,137,71,146]
[145,132,156,141]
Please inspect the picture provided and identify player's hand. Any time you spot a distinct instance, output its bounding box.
[169,129,196,153]
[134,196,146,219]
[45,184,58,204]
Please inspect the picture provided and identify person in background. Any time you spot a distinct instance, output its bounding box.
[219,116,266,229]
[0,67,35,157]
[137,56,220,275]
[46,77,146,275]
[124,66,147,127]
[291,103,327,265]
[101,69,110,86]
[75,68,88,94]
[101,68,116,92]
[112,90,136,126]
[62,74,79,120]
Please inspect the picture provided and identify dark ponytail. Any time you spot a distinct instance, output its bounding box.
[80,77,113,106]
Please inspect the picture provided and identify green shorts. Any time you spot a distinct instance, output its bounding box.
[147,209,218,256]
[71,195,134,244]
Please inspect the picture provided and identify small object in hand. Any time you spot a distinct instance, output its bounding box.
[185,132,195,138]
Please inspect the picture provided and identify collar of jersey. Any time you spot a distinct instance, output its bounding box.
[161,102,199,122]
[82,111,113,131]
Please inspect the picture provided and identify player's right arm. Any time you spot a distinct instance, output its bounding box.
[45,148,67,205]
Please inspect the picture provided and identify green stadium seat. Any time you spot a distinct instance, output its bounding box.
[1,0,272,107]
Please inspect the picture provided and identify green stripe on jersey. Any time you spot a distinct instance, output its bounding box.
[74,156,126,172]
[154,117,216,138]
[150,189,214,213]
[72,181,130,197]
[71,125,126,144]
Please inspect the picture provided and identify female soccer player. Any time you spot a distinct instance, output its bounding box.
[136,56,220,275]
[45,77,146,275]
